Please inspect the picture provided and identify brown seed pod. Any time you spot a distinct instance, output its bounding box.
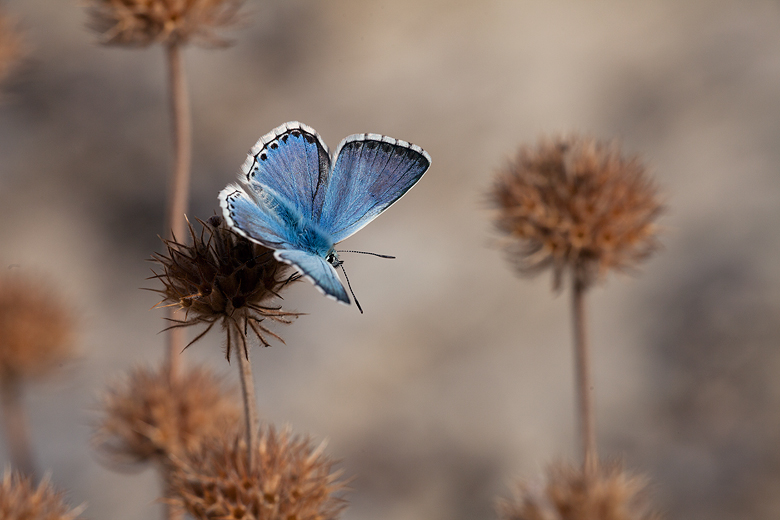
[0,469,86,520]
[498,461,662,520]
[167,425,348,520]
[0,274,75,382]
[490,135,663,290]
[93,363,241,466]
[151,216,299,360]
[86,0,246,47]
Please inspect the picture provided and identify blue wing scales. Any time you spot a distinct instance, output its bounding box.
[219,184,296,249]
[274,250,349,304]
[241,122,331,221]
[319,134,431,243]
[219,183,334,257]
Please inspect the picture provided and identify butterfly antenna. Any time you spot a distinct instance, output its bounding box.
[338,262,363,314]
[337,250,396,259]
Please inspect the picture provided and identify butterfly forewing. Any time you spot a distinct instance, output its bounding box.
[242,122,331,222]
[320,134,431,243]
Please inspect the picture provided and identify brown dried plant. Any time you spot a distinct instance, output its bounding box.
[86,0,246,46]
[167,425,348,520]
[490,135,662,291]
[498,462,662,520]
[0,273,76,477]
[151,216,299,361]
[0,274,75,382]
[93,363,241,466]
[0,469,86,520]
[0,10,24,88]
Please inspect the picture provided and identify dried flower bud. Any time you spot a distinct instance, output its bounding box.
[490,136,663,290]
[151,216,298,360]
[0,11,24,88]
[86,0,245,47]
[498,462,662,520]
[168,425,348,520]
[0,274,75,382]
[93,363,241,466]
[0,470,85,520]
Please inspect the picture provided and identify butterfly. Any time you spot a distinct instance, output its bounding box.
[219,121,431,309]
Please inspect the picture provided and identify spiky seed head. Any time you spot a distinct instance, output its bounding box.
[498,462,662,520]
[0,470,86,520]
[93,363,241,466]
[167,425,348,520]
[151,216,299,360]
[86,0,245,47]
[0,273,75,382]
[490,135,663,290]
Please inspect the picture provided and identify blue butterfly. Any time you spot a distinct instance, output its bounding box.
[219,121,431,308]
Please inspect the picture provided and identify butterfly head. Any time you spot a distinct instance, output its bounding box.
[325,250,342,268]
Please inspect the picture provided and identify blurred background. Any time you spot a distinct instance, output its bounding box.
[1,0,780,518]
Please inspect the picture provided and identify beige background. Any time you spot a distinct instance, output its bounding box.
[2,1,780,519]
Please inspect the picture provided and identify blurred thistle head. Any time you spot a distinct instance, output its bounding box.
[0,273,76,382]
[86,0,245,47]
[0,11,25,91]
[151,216,299,360]
[168,424,348,520]
[498,462,661,520]
[490,135,663,291]
[93,363,241,466]
[0,469,86,520]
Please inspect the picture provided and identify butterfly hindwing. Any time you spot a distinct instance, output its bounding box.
[319,134,431,243]
[241,122,331,221]
[274,250,349,304]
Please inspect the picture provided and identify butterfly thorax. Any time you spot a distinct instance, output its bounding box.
[257,183,335,257]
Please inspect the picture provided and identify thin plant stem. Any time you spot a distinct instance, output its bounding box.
[0,375,36,478]
[572,275,597,472]
[235,329,259,472]
[164,42,192,382]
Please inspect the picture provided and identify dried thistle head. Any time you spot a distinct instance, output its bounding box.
[151,216,299,360]
[168,425,348,520]
[498,462,662,520]
[0,470,85,520]
[93,363,241,466]
[0,274,76,382]
[86,0,245,47]
[490,135,663,290]
[0,11,24,88]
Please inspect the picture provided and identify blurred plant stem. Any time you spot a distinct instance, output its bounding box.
[572,276,597,472]
[235,330,259,472]
[164,42,192,383]
[0,374,35,478]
